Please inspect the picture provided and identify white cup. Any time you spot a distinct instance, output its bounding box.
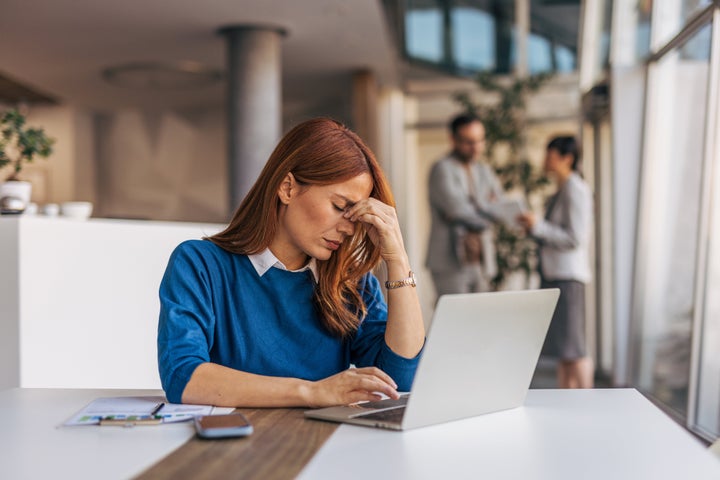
[43,203,60,217]
[60,201,93,220]
[24,203,39,215]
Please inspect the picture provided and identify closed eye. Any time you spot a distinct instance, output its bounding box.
[333,204,346,212]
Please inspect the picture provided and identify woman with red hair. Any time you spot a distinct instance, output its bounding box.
[158,118,425,407]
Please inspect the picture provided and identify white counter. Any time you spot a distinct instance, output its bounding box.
[0,216,224,389]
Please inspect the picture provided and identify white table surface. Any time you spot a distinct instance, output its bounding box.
[1,388,719,479]
[299,388,720,480]
[0,388,196,480]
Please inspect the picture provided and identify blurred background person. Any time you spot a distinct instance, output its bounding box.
[426,113,504,298]
[517,135,593,388]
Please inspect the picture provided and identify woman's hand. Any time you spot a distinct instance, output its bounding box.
[343,198,425,360]
[343,198,407,264]
[305,367,400,408]
[517,212,537,231]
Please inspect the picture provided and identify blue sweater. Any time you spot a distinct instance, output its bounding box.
[158,240,421,403]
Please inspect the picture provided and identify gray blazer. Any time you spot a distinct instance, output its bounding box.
[531,172,592,283]
[425,154,504,275]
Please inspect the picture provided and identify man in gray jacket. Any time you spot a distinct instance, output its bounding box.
[426,113,504,298]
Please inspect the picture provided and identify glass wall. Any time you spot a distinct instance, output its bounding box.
[636,0,653,59]
[595,0,613,71]
[402,0,579,75]
[684,0,715,21]
[631,1,720,440]
[633,23,712,416]
[405,0,445,63]
[451,2,497,71]
[652,0,714,51]
[693,4,720,441]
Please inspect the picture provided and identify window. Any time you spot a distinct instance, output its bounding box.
[405,0,444,63]
[400,0,578,76]
[451,5,496,71]
[633,22,713,419]
[528,32,553,74]
[555,45,576,73]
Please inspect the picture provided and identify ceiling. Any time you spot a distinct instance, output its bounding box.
[0,0,398,112]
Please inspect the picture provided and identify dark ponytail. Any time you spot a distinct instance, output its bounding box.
[547,136,580,171]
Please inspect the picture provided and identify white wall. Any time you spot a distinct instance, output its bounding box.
[96,108,228,223]
[0,217,223,389]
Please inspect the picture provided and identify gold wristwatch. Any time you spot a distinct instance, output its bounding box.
[385,270,417,289]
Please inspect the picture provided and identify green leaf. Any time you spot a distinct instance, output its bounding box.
[0,109,55,178]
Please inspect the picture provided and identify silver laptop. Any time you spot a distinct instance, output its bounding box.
[304,288,559,430]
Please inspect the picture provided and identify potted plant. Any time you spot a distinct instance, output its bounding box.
[0,109,55,213]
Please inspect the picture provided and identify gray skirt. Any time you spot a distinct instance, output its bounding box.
[540,279,586,360]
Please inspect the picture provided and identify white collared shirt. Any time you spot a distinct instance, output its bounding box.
[248,248,319,283]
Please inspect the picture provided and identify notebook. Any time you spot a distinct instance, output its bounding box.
[304,288,559,430]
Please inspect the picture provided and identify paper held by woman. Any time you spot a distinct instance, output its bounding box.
[486,197,528,228]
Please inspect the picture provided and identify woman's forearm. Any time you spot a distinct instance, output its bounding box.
[181,362,313,408]
[383,257,426,358]
[181,362,400,408]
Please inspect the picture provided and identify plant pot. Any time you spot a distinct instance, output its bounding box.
[500,270,530,291]
[0,180,32,214]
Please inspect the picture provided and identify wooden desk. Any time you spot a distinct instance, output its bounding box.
[2,388,719,479]
[137,408,336,480]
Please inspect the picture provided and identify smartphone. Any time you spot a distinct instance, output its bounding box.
[194,413,253,439]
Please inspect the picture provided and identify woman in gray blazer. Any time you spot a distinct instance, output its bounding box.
[518,136,594,389]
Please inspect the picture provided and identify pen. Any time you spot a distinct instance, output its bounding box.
[150,402,165,416]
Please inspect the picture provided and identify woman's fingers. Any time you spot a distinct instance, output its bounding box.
[344,391,384,405]
[355,374,398,398]
[344,198,395,224]
[311,367,400,407]
[354,366,398,389]
[343,368,399,399]
[343,199,405,257]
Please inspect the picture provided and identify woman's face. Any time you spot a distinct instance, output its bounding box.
[274,172,374,269]
[544,148,566,174]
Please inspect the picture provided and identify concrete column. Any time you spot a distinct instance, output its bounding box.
[352,70,379,154]
[219,26,285,211]
[514,0,530,77]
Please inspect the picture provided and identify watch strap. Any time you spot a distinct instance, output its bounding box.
[385,270,416,289]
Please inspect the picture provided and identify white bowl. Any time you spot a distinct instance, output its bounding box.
[60,201,93,220]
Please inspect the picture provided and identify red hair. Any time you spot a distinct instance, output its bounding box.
[209,118,394,337]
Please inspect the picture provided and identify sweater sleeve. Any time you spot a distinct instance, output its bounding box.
[532,178,592,250]
[157,241,215,403]
[349,273,423,392]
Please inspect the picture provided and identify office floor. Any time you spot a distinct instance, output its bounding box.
[530,358,612,389]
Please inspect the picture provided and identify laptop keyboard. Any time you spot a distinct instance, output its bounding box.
[354,396,408,410]
[348,396,409,423]
[354,406,406,423]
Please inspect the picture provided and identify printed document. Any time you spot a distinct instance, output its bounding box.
[63,396,233,426]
